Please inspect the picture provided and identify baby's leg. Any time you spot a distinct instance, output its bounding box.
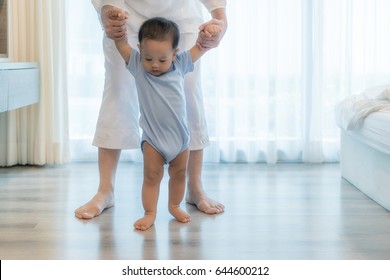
[168,149,191,223]
[134,143,165,231]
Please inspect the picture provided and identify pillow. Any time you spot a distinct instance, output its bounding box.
[377,88,390,101]
[362,84,390,100]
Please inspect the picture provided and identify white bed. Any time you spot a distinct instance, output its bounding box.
[336,86,390,211]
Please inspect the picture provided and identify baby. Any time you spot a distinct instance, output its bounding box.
[114,17,221,230]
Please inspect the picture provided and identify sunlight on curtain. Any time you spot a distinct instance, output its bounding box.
[66,0,108,161]
[0,0,69,166]
[66,0,390,163]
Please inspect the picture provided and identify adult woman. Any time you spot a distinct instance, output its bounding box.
[75,0,228,219]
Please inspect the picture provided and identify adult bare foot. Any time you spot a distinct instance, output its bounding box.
[186,150,224,214]
[74,191,115,219]
[186,190,224,214]
[134,212,156,231]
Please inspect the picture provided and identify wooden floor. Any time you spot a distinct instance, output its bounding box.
[1,162,390,260]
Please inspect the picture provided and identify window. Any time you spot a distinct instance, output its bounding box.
[66,0,390,163]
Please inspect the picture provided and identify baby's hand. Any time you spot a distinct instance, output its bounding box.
[202,24,222,37]
[109,10,128,21]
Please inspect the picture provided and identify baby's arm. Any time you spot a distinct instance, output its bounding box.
[190,24,222,62]
[108,10,131,63]
[115,37,132,63]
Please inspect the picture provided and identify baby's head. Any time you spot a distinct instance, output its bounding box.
[138,17,180,76]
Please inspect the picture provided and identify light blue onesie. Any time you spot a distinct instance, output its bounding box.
[127,48,194,163]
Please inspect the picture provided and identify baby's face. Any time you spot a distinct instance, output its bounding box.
[138,39,177,76]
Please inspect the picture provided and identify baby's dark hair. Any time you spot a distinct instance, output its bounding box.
[138,17,180,49]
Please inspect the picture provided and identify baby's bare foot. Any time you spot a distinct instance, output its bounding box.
[134,213,156,231]
[75,191,115,219]
[169,205,191,223]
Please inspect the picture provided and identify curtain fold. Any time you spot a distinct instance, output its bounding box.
[202,0,390,163]
[0,0,69,166]
[66,0,390,163]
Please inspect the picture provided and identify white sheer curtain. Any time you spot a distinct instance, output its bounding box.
[0,0,69,166]
[67,0,390,163]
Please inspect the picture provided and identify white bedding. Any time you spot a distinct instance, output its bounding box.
[335,85,390,130]
[336,85,390,155]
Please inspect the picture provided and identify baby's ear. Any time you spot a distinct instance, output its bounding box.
[173,48,180,59]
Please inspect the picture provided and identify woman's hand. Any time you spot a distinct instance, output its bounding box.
[197,14,227,50]
[101,5,128,40]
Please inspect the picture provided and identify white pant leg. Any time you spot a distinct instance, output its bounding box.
[93,31,209,151]
[92,35,140,149]
[181,33,210,150]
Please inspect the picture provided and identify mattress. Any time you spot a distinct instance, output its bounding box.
[335,85,390,154]
[347,110,390,156]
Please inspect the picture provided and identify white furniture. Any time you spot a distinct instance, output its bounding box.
[336,88,390,211]
[0,62,40,113]
[340,127,390,211]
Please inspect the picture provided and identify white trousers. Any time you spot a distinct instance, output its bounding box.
[93,31,209,151]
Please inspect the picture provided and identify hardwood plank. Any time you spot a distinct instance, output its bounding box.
[0,163,389,260]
